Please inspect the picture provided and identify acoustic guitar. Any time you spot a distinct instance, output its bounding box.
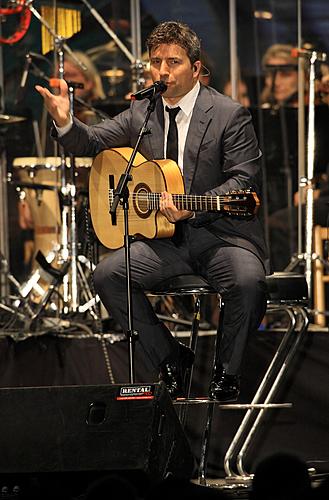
[89,148,260,249]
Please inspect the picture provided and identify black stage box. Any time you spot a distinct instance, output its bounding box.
[0,382,194,480]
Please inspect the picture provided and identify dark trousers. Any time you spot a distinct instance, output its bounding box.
[93,227,267,376]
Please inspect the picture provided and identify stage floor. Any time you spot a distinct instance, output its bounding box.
[0,322,328,479]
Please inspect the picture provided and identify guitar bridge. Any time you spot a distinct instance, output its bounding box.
[109,175,117,226]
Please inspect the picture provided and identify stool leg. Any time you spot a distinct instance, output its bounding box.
[179,294,202,426]
[223,305,296,478]
[211,296,225,382]
[198,296,224,485]
[236,306,309,477]
[185,293,201,397]
[199,403,215,485]
[223,305,308,479]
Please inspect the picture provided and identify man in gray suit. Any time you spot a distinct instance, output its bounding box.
[36,21,267,401]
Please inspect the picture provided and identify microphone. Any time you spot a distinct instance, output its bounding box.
[16,53,32,103]
[291,47,327,62]
[131,80,167,101]
[19,53,32,89]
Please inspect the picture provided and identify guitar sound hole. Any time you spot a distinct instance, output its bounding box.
[134,183,152,219]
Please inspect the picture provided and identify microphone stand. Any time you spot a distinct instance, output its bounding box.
[304,51,317,299]
[110,94,160,384]
[285,51,322,302]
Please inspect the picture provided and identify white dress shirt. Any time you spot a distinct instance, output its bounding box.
[163,81,200,172]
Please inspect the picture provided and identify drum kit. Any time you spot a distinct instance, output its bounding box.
[0,0,147,340]
[0,114,101,339]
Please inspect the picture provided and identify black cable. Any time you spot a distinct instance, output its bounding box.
[84,201,115,384]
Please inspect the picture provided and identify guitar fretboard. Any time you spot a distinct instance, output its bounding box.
[148,193,222,211]
[108,190,256,214]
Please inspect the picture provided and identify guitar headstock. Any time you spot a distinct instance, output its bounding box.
[222,189,260,217]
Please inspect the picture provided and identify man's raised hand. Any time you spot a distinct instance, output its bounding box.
[35,79,70,127]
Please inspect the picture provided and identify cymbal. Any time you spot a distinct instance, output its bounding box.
[100,69,125,78]
[0,114,26,124]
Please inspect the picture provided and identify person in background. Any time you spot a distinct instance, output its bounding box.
[36,21,267,403]
[250,452,312,500]
[260,43,329,272]
[260,43,299,107]
[40,50,106,151]
[57,50,106,125]
[223,79,251,108]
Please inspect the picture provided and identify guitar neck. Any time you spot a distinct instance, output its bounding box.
[109,189,258,216]
[149,193,222,212]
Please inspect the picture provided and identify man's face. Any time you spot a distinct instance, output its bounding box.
[149,43,200,104]
[265,56,298,104]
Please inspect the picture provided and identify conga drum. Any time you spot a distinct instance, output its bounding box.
[14,156,93,257]
[13,157,62,259]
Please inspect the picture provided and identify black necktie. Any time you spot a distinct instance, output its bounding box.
[165,106,181,164]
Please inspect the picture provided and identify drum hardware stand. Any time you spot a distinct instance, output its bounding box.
[0,251,33,321]
[284,50,327,301]
[55,77,99,319]
[27,250,70,326]
[8,7,100,323]
[0,134,9,299]
[25,1,87,73]
[80,0,145,93]
[35,28,99,320]
[24,3,88,297]
[0,245,98,337]
[0,8,102,336]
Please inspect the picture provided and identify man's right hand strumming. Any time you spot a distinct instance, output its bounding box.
[35,79,71,128]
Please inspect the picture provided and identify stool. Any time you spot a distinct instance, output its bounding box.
[313,225,329,326]
[223,272,309,482]
[149,272,309,484]
[148,274,221,400]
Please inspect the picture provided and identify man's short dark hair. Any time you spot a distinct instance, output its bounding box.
[146,21,201,64]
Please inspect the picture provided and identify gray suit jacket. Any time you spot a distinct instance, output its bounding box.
[56,84,268,266]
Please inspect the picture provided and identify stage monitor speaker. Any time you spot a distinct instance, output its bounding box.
[0,382,194,481]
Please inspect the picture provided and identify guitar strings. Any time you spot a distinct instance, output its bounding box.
[108,193,252,211]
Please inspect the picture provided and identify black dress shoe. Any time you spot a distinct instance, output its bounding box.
[208,368,240,402]
[159,342,195,399]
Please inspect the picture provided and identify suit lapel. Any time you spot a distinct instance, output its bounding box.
[145,100,165,159]
[183,86,214,193]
